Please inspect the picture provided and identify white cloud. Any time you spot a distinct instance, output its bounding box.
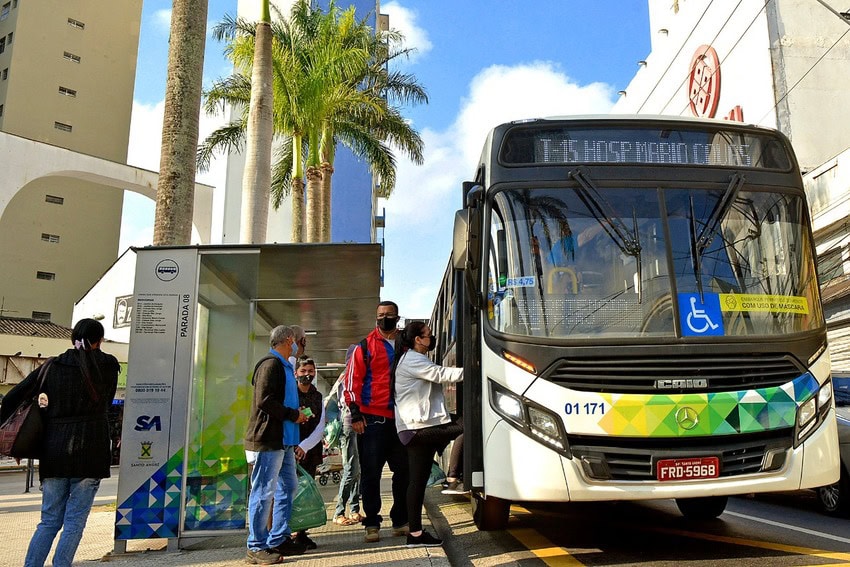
[153,9,172,33]
[381,62,617,317]
[381,2,432,64]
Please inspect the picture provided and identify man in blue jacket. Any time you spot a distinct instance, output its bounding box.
[244,325,310,565]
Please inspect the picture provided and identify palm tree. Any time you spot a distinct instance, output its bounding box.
[153,0,209,246]
[315,19,428,241]
[198,1,427,242]
[238,0,274,244]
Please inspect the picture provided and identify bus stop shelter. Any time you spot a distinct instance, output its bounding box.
[113,243,381,550]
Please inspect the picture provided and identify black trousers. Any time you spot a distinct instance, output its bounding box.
[405,422,463,532]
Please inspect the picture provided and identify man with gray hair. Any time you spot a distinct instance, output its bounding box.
[288,325,307,366]
[244,325,310,564]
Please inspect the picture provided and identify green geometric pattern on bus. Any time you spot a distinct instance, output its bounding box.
[183,380,251,531]
[596,373,818,437]
[115,450,184,539]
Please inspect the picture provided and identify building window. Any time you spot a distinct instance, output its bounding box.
[63,51,81,64]
[31,311,51,321]
[45,194,64,205]
[0,104,3,118]
[58,86,76,97]
[0,3,10,22]
[11,0,15,8]
[41,233,60,243]
[36,271,56,281]
[0,37,5,55]
[67,17,84,30]
[54,121,72,132]
[7,32,12,45]
[2,68,7,80]
[818,248,846,286]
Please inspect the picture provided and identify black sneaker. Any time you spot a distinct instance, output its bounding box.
[441,480,469,495]
[406,530,443,548]
[270,537,307,556]
[296,531,318,550]
[245,548,282,564]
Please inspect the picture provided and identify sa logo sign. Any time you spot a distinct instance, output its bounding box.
[134,415,162,432]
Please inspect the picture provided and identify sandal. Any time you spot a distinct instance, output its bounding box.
[348,512,364,523]
[333,515,356,526]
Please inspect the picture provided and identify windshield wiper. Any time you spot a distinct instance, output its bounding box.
[569,167,643,301]
[690,173,746,299]
[695,173,746,259]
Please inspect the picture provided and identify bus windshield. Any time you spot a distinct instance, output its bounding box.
[486,186,823,339]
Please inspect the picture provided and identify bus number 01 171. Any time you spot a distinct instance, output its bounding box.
[564,402,605,415]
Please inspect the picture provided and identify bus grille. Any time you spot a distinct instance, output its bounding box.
[569,430,793,481]
[545,353,804,393]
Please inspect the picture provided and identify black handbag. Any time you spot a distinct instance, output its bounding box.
[0,358,53,460]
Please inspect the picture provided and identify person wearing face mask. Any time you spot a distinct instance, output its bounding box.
[342,300,410,543]
[293,356,325,551]
[244,325,310,565]
[288,325,307,366]
[391,320,463,547]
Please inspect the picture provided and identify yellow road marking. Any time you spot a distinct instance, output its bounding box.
[510,504,850,565]
[639,525,850,563]
[508,506,585,566]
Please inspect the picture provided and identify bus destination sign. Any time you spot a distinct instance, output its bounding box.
[500,127,791,170]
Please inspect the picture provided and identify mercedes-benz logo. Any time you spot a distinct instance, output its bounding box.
[675,406,699,430]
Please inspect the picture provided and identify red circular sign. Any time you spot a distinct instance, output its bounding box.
[687,45,721,118]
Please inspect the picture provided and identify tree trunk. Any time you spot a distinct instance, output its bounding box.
[153,0,208,246]
[291,176,305,243]
[239,20,274,244]
[305,166,323,243]
[320,162,334,242]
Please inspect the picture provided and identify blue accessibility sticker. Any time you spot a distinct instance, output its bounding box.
[678,293,724,336]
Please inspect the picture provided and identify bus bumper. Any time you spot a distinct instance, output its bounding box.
[483,408,839,502]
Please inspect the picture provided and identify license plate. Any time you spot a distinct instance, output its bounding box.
[656,456,720,481]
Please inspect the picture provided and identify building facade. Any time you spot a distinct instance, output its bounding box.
[0,0,142,325]
[613,0,850,369]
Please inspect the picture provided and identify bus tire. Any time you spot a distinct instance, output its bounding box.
[675,496,728,520]
[471,492,510,531]
[817,467,850,517]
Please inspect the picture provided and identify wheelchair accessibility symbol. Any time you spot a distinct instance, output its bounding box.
[677,293,724,336]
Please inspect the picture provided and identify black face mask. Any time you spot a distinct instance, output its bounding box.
[297,374,314,385]
[425,335,436,352]
[377,316,398,332]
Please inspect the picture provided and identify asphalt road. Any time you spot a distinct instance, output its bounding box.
[435,489,850,566]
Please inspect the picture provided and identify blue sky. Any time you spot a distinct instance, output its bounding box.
[124,1,651,319]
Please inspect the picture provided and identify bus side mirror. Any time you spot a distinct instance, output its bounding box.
[452,210,469,269]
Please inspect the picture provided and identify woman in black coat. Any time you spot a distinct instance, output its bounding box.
[21,318,119,567]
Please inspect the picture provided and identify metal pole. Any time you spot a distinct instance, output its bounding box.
[24,458,34,493]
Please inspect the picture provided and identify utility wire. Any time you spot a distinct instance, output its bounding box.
[635,0,716,114]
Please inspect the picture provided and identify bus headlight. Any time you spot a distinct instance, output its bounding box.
[795,378,832,446]
[489,379,570,457]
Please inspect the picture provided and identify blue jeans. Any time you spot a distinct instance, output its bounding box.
[357,414,408,529]
[24,477,101,567]
[334,421,361,518]
[247,448,297,551]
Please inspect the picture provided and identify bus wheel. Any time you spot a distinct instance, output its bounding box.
[675,496,728,520]
[472,492,510,530]
[817,467,850,516]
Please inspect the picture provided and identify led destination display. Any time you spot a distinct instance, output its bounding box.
[500,125,791,170]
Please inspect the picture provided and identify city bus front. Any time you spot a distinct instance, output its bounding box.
[460,119,839,528]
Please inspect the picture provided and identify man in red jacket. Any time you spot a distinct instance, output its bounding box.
[343,300,410,543]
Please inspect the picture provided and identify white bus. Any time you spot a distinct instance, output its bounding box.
[432,116,839,529]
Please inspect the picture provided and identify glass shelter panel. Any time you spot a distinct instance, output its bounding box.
[183,251,259,532]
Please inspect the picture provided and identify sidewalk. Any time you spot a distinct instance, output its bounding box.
[0,469,450,566]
